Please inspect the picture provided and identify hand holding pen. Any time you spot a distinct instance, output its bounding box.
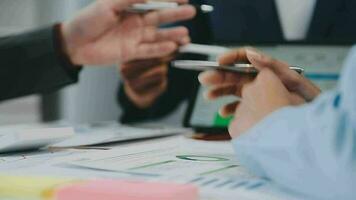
[198,48,321,117]
[61,0,196,65]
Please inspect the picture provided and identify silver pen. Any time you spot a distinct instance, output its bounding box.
[127,2,214,13]
[172,60,305,74]
[179,43,230,56]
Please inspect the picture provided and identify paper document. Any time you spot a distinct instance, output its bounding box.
[68,136,242,177]
[0,148,94,171]
[67,136,298,200]
[0,134,302,200]
[0,127,74,153]
[53,124,190,148]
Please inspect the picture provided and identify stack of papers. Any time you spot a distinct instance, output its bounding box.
[0,127,74,153]
[52,124,190,148]
[0,122,191,153]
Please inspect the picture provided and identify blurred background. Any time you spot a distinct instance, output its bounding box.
[0,0,351,126]
[0,0,186,125]
[0,0,121,125]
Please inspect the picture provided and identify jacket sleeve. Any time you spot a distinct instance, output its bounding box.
[231,47,356,199]
[118,0,212,124]
[0,25,81,101]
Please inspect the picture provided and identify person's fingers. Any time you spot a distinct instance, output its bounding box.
[156,27,190,44]
[219,101,240,117]
[246,48,293,76]
[134,78,166,95]
[143,5,196,26]
[218,48,249,65]
[128,72,165,93]
[135,63,167,81]
[240,81,255,99]
[142,78,168,96]
[246,48,321,101]
[199,71,244,86]
[135,77,167,95]
[120,56,169,80]
[126,64,167,92]
[297,78,321,101]
[135,78,167,99]
[141,26,158,43]
[289,92,306,105]
[205,84,241,100]
[178,36,191,45]
[142,26,189,44]
[136,41,178,59]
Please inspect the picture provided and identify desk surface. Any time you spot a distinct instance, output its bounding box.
[0,134,301,200]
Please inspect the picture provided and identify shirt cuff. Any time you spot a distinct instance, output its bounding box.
[53,24,82,79]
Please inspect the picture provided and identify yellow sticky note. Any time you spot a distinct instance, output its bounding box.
[0,175,78,199]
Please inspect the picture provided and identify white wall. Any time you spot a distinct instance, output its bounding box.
[0,0,40,125]
[0,0,36,28]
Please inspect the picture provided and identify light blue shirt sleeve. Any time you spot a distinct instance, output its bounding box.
[232,47,356,200]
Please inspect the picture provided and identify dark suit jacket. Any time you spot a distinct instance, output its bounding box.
[119,0,356,123]
[0,25,80,101]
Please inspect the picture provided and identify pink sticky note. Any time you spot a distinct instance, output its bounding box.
[54,180,199,200]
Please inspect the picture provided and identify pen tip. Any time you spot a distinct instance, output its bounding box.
[200,4,214,13]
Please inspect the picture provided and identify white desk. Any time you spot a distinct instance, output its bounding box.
[0,134,301,200]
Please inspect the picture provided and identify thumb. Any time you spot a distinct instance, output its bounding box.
[218,48,249,65]
[246,48,290,72]
[246,48,320,101]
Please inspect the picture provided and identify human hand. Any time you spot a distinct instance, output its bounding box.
[198,48,254,117]
[199,48,321,117]
[120,56,172,108]
[60,0,195,66]
[228,69,304,138]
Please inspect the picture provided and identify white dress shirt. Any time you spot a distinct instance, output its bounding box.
[232,45,356,200]
[275,0,317,41]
